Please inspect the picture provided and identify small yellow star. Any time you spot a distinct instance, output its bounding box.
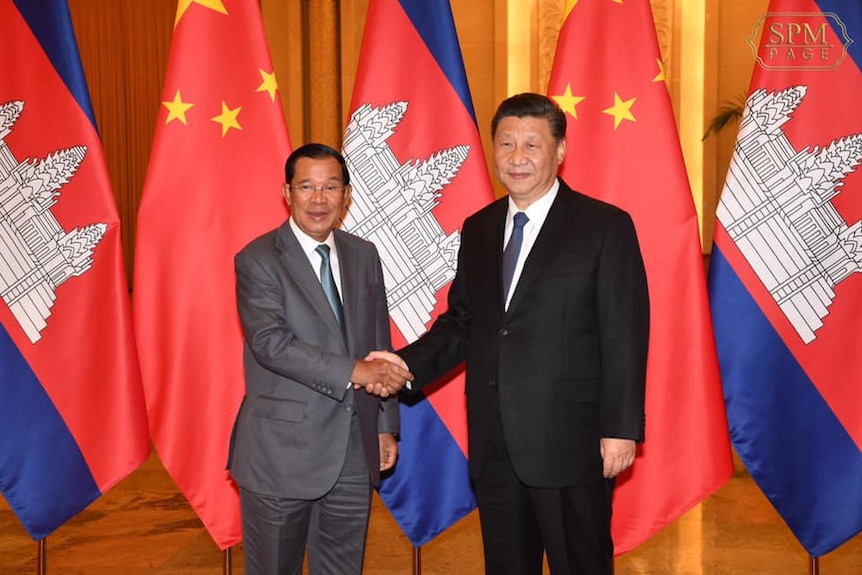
[256,69,279,102]
[653,58,666,83]
[211,101,242,136]
[602,93,636,129]
[162,90,194,125]
[551,84,586,120]
[175,0,228,27]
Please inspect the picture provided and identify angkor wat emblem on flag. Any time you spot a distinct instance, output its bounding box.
[0,101,106,343]
[716,86,862,343]
[341,101,468,343]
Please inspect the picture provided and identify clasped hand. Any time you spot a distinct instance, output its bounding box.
[350,351,412,398]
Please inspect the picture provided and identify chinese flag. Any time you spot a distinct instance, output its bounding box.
[547,0,733,554]
[133,0,291,549]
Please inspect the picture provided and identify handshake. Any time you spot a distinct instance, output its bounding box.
[351,350,413,398]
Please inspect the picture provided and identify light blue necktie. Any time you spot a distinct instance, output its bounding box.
[502,211,529,302]
[315,244,346,335]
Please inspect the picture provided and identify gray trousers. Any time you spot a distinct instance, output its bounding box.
[240,415,372,575]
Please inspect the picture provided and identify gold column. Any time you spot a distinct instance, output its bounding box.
[261,0,304,147]
[675,0,708,250]
[304,0,342,147]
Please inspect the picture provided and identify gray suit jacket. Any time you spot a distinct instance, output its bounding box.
[228,220,398,500]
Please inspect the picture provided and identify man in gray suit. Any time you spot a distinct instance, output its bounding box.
[228,143,413,575]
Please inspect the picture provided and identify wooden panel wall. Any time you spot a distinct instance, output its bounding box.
[66,0,757,276]
[68,0,174,280]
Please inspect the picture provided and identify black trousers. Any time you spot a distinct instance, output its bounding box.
[474,394,614,575]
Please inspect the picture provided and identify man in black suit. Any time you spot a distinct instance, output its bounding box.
[370,93,649,574]
[229,143,413,575]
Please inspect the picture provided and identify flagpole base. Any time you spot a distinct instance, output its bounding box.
[413,545,421,575]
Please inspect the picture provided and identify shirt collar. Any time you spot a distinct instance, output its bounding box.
[289,217,335,258]
[507,178,559,223]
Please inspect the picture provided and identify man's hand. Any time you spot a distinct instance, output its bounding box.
[379,433,398,471]
[350,356,412,398]
[365,350,408,370]
[600,437,636,478]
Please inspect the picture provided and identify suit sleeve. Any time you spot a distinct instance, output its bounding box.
[397,230,472,389]
[235,249,356,401]
[370,251,400,435]
[597,212,650,441]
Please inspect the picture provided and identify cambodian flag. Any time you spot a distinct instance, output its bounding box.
[709,0,862,557]
[342,0,493,546]
[0,0,149,539]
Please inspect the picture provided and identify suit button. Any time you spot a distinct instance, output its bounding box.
[345,404,353,412]
[488,379,497,389]
[499,328,508,336]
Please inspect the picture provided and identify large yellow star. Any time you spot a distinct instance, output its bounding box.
[162,90,194,125]
[602,93,636,129]
[551,84,585,120]
[256,69,279,102]
[175,0,228,27]
[211,101,242,137]
[653,58,666,83]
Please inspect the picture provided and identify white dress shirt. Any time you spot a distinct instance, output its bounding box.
[503,179,559,309]
[289,218,343,300]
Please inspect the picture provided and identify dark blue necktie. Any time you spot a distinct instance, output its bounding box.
[502,211,528,302]
[315,244,345,332]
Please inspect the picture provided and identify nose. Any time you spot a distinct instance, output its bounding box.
[509,145,528,165]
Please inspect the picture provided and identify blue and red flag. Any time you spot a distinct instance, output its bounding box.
[342,0,492,546]
[709,0,862,557]
[0,0,149,539]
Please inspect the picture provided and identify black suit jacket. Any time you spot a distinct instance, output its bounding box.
[399,179,649,487]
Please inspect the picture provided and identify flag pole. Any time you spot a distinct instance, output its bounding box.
[809,555,819,575]
[36,538,45,575]
[412,545,421,575]
[223,547,232,575]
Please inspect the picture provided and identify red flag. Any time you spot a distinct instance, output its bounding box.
[133,0,291,549]
[0,0,148,539]
[547,0,733,554]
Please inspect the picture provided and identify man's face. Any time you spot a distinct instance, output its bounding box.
[283,156,351,242]
[493,115,565,208]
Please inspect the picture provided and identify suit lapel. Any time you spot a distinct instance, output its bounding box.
[334,231,356,354]
[506,188,573,314]
[486,201,508,311]
[275,222,347,351]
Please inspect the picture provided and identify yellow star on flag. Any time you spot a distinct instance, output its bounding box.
[211,101,242,136]
[602,92,636,129]
[162,90,194,125]
[256,69,279,102]
[175,0,228,27]
[653,58,666,83]
[552,84,586,120]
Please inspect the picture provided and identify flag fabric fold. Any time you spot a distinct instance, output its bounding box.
[709,0,862,557]
[341,0,493,547]
[547,0,733,554]
[0,0,148,539]
[133,0,291,549]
